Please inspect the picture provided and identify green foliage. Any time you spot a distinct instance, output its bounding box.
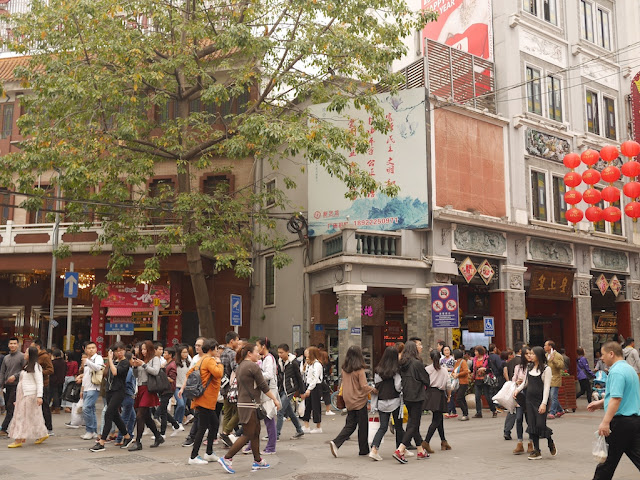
[0,0,433,284]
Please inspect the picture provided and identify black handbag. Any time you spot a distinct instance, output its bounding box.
[147,368,171,394]
[62,381,81,403]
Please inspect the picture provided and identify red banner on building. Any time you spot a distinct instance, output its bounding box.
[422,0,493,61]
[100,284,170,309]
[631,72,640,146]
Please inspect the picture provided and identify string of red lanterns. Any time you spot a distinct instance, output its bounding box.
[562,141,640,226]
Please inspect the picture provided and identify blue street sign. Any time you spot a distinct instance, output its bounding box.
[64,272,79,299]
[230,294,242,327]
[105,323,135,335]
[484,316,495,337]
[431,285,459,328]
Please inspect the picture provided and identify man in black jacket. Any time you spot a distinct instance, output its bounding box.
[277,344,305,440]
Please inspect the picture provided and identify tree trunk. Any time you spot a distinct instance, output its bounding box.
[177,168,216,340]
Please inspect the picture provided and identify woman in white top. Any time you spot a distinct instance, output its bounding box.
[173,345,190,428]
[8,346,49,447]
[422,349,451,454]
[300,347,324,433]
[511,346,533,455]
[514,346,557,460]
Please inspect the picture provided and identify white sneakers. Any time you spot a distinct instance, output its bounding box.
[310,428,323,434]
[81,432,97,440]
[188,456,208,465]
[325,411,336,416]
[369,451,383,461]
[203,453,219,462]
[171,424,185,437]
[301,427,311,433]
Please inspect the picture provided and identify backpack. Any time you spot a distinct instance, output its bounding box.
[183,360,212,399]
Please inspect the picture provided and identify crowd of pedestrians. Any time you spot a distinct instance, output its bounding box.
[1,332,640,479]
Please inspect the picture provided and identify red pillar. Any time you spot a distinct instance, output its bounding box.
[91,269,107,355]
[616,301,631,339]
[490,291,506,351]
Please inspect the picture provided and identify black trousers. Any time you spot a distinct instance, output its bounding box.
[332,405,369,455]
[1,385,17,432]
[191,406,219,459]
[135,406,160,442]
[102,390,128,440]
[425,411,445,443]
[41,385,52,431]
[51,383,63,409]
[301,387,322,424]
[455,385,469,416]
[576,378,593,403]
[593,415,640,480]
[158,392,179,435]
[401,400,424,447]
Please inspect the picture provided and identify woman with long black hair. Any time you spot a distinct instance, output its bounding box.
[8,346,49,448]
[369,346,403,460]
[128,340,163,451]
[392,341,431,464]
[422,349,451,453]
[512,345,533,455]
[514,346,557,460]
[329,346,375,458]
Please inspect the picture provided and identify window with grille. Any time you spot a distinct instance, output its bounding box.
[603,97,616,140]
[1,104,13,139]
[581,0,594,42]
[149,178,175,223]
[543,0,557,24]
[597,7,610,50]
[29,187,56,224]
[265,179,276,208]
[586,90,600,135]
[526,66,542,115]
[547,76,562,122]
[552,176,567,225]
[203,174,231,196]
[531,170,547,221]
[264,255,275,306]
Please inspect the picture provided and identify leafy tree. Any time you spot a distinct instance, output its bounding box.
[0,0,434,338]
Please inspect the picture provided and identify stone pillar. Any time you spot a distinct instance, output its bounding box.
[403,288,430,363]
[626,280,640,344]
[574,273,594,363]
[334,284,367,367]
[500,265,527,348]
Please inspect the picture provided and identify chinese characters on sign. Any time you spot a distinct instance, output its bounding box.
[431,285,460,328]
[334,304,374,317]
[528,269,574,300]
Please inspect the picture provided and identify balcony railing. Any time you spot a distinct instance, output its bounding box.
[322,228,402,258]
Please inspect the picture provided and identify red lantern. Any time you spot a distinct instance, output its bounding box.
[582,149,600,166]
[621,140,640,158]
[562,153,581,170]
[585,206,603,222]
[582,169,601,185]
[625,201,640,220]
[600,145,619,163]
[565,208,584,224]
[583,188,602,205]
[564,171,582,188]
[564,189,582,205]
[621,161,640,178]
[601,166,621,183]
[623,181,640,199]
[603,206,622,223]
[601,186,620,203]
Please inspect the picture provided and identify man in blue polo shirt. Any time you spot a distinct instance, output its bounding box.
[588,341,640,480]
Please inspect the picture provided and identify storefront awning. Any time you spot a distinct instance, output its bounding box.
[106,307,152,317]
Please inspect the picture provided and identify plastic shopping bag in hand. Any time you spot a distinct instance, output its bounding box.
[592,432,608,463]
[492,381,517,413]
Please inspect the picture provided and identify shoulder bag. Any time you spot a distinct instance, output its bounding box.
[237,373,268,420]
[335,383,346,410]
[90,358,104,385]
[147,360,171,394]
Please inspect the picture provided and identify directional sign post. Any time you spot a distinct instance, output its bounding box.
[64,265,77,350]
[484,316,495,337]
[230,294,242,333]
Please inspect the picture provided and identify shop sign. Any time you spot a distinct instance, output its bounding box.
[101,284,170,309]
[593,312,617,334]
[592,273,625,297]
[596,274,609,296]
[334,304,374,317]
[431,285,460,328]
[477,260,495,285]
[459,257,477,283]
[105,322,134,335]
[529,268,573,300]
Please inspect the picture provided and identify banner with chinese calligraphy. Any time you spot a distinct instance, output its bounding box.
[308,89,429,236]
[100,284,171,309]
[528,268,574,300]
[421,0,494,61]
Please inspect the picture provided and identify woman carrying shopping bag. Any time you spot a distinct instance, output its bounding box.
[422,350,452,453]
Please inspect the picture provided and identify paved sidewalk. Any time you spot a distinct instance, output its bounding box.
[0,398,637,479]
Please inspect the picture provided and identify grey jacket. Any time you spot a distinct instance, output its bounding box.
[623,346,640,373]
[0,351,26,387]
[135,356,161,386]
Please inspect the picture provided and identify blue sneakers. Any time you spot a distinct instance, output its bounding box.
[252,459,270,470]
[218,457,235,474]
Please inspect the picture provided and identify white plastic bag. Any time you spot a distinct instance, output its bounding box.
[367,416,383,445]
[69,398,84,426]
[592,432,608,463]
[297,398,305,417]
[492,380,517,413]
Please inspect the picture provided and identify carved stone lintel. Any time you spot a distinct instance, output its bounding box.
[592,248,629,272]
[525,128,570,163]
[453,225,506,256]
[579,281,590,297]
[528,238,573,264]
[509,274,524,291]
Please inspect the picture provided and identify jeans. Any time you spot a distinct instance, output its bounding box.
[82,390,100,434]
[173,387,185,424]
[332,405,369,455]
[504,406,526,441]
[549,386,562,415]
[116,396,136,442]
[401,400,424,447]
[474,382,496,415]
[277,392,303,437]
[159,392,179,435]
[593,415,640,480]
[191,406,219,459]
[371,407,403,449]
[1,385,17,432]
[101,390,128,440]
[41,385,52,431]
